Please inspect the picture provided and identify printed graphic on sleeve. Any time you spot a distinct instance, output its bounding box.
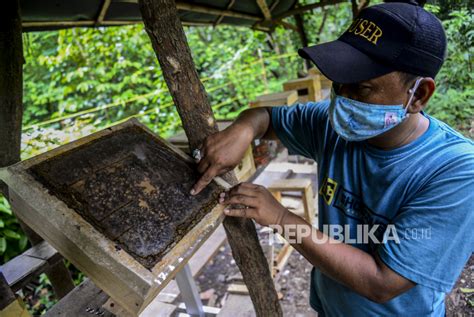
[319,177,338,206]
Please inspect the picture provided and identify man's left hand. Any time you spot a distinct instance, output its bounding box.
[219,182,289,227]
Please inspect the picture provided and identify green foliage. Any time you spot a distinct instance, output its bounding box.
[0,195,28,263]
[425,7,474,137]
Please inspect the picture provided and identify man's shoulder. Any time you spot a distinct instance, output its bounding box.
[429,116,474,158]
[425,115,474,177]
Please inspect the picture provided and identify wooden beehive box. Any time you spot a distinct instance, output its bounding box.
[283,75,322,103]
[249,90,298,108]
[0,119,225,316]
[168,120,256,182]
[308,67,332,99]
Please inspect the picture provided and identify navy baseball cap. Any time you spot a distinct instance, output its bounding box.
[298,0,447,84]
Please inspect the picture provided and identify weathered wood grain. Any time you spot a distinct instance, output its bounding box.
[0,119,227,315]
[138,0,282,315]
[29,125,220,269]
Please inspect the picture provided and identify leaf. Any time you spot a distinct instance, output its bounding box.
[3,229,21,240]
[460,288,474,294]
[19,235,28,251]
[0,237,6,253]
[0,219,4,228]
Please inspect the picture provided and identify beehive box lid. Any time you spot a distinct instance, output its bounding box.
[0,118,225,315]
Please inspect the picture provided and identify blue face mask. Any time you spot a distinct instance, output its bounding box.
[328,78,422,142]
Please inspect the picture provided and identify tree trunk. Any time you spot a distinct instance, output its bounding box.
[295,13,311,70]
[138,1,282,315]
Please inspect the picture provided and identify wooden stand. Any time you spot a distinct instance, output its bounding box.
[0,119,226,316]
[283,75,322,103]
[269,178,315,225]
[267,178,316,276]
[249,90,298,108]
[308,67,332,90]
[308,67,332,99]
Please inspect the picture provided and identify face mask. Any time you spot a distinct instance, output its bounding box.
[328,78,422,142]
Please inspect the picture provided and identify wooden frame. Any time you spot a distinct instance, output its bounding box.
[267,178,315,277]
[0,118,226,316]
[269,178,315,225]
[283,75,322,103]
[249,90,298,108]
[308,67,332,99]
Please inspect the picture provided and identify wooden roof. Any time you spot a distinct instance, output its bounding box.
[20,0,347,32]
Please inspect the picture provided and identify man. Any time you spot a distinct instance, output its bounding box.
[191,1,474,316]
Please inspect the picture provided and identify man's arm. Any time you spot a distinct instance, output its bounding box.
[220,183,415,303]
[191,107,275,195]
[281,209,415,303]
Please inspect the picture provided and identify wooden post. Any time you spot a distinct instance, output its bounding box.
[0,0,23,197]
[0,0,75,300]
[138,1,282,315]
[0,272,16,310]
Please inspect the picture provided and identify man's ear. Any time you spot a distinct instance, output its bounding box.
[407,77,435,113]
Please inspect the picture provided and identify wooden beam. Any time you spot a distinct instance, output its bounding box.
[116,0,262,21]
[97,0,112,24]
[256,0,272,20]
[176,2,260,21]
[214,0,236,26]
[275,0,347,20]
[275,20,298,32]
[0,0,23,197]
[137,1,282,316]
[1,241,62,292]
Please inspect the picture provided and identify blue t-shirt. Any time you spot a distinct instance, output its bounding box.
[272,101,474,316]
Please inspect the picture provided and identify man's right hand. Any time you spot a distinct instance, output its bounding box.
[191,122,254,195]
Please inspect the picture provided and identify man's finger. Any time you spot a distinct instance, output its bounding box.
[191,166,219,195]
[240,182,262,190]
[223,194,257,208]
[228,183,258,198]
[224,207,256,219]
[197,157,210,174]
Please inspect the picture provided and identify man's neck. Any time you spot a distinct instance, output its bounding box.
[367,113,430,150]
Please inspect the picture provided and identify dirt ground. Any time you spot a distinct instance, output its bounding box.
[193,242,473,316]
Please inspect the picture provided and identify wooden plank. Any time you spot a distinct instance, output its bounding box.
[47,226,226,317]
[268,178,312,192]
[308,67,333,90]
[103,297,177,317]
[217,294,254,317]
[249,91,298,108]
[45,279,114,317]
[0,297,31,317]
[1,241,63,292]
[274,244,293,276]
[228,284,249,295]
[283,75,322,102]
[156,225,227,303]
